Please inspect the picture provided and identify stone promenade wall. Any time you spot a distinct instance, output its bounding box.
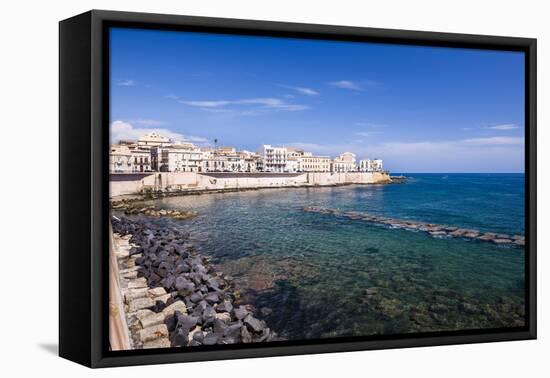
[110,171,391,198]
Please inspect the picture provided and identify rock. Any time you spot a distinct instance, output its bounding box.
[260,307,273,316]
[128,278,148,289]
[215,312,232,324]
[366,287,380,296]
[205,292,220,304]
[512,235,525,241]
[233,305,249,320]
[190,292,203,303]
[143,337,171,349]
[140,312,166,328]
[216,300,233,313]
[176,314,199,330]
[148,287,167,297]
[125,288,149,302]
[162,301,187,317]
[128,297,154,313]
[463,231,480,238]
[139,324,169,343]
[175,276,192,291]
[514,239,525,246]
[203,333,220,345]
[192,331,205,343]
[478,233,496,241]
[174,328,189,346]
[187,326,203,343]
[156,293,171,304]
[460,302,480,314]
[223,323,242,340]
[244,314,264,333]
[429,304,449,314]
[492,238,513,244]
[241,325,252,343]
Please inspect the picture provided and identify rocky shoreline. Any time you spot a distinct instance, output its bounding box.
[112,216,279,348]
[303,206,525,248]
[112,200,198,220]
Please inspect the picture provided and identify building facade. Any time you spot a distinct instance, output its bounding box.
[359,158,384,172]
[258,145,288,172]
[300,152,331,172]
[333,152,357,173]
[109,145,133,173]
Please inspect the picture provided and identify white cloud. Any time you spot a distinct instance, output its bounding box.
[285,136,524,172]
[117,79,135,87]
[355,131,383,137]
[488,124,519,130]
[278,84,319,96]
[329,80,362,90]
[179,97,309,112]
[462,136,524,145]
[110,120,209,145]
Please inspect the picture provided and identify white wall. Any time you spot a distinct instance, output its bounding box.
[2,0,547,376]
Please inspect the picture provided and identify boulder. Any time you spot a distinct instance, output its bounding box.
[139,324,169,343]
[244,314,264,333]
[128,297,154,313]
[162,301,187,317]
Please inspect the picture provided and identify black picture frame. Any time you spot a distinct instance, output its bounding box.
[59,9,537,368]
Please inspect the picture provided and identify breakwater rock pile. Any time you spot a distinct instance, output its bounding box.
[112,216,279,347]
[303,206,525,248]
[112,200,197,220]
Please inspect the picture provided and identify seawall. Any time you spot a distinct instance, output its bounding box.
[110,171,391,198]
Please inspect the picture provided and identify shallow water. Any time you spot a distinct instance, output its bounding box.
[139,174,526,340]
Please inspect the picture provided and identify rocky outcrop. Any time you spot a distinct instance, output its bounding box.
[303,206,525,248]
[112,216,279,348]
[112,200,197,220]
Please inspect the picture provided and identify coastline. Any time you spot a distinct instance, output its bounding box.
[110,171,392,199]
[111,215,279,349]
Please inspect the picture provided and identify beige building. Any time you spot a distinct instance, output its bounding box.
[155,142,203,172]
[300,152,331,172]
[333,152,357,173]
[137,132,171,149]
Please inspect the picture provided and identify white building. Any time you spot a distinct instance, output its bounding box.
[155,142,203,172]
[359,158,384,172]
[137,132,171,149]
[257,145,288,172]
[130,147,152,172]
[109,145,133,173]
[333,152,357,173]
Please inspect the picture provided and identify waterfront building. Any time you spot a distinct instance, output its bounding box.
[156,142,203,172]
[257,144,288,172]
[216,146,237,155]
[300,152,331,172]
[359,158,384,172]
[137,132,172,149]
[109,145,133,173]
[130,147,152,172]
[240,150,260,172]
[333,152,357,173]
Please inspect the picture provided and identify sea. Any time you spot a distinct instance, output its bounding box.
[139,173,526,340]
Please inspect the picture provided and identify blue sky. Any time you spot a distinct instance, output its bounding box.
[110,28,525,173]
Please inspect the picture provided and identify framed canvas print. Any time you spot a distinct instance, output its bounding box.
[59,10,536,368]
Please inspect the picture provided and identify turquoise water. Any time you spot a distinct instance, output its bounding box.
[142,174,526,340]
